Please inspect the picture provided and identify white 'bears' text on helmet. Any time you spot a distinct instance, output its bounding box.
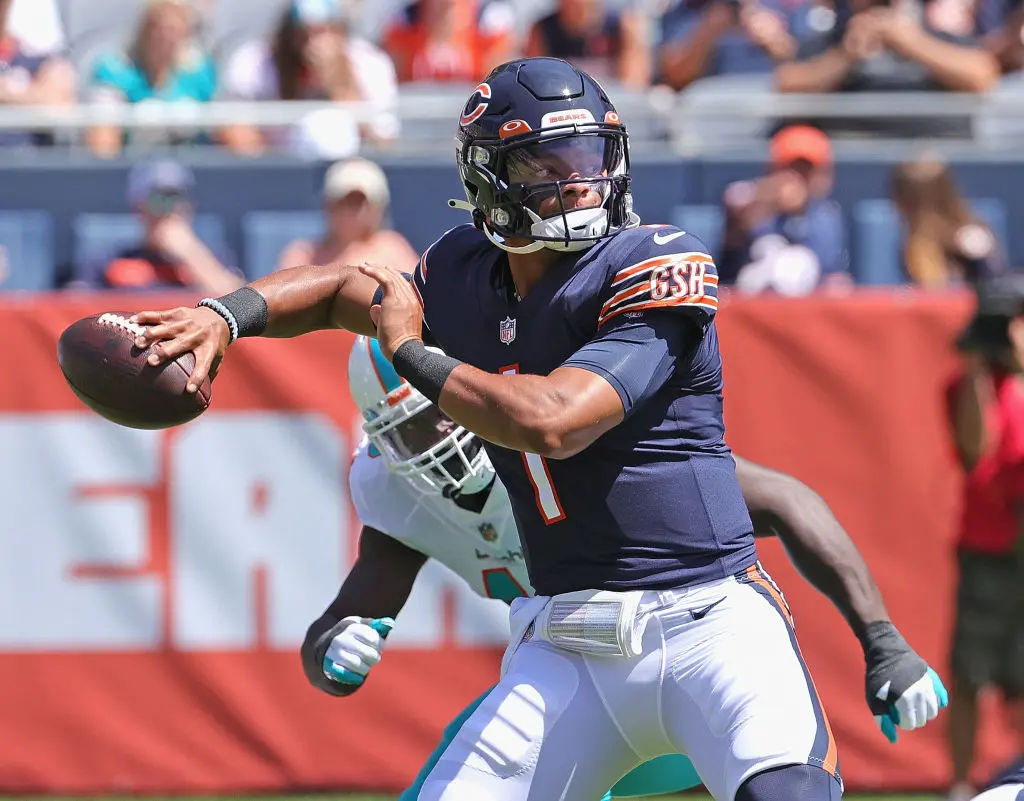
[347,336,495,497]
[451,57,639,255]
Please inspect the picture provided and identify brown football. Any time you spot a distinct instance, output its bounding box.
[57,312,212,430]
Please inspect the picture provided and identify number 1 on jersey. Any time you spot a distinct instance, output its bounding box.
[500,365,566,524]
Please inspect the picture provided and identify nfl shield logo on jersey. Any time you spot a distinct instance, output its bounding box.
[499,316,516,345]
[478,522,499,542]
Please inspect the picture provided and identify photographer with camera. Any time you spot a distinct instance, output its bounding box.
[775,0,999,95]
[945,275,1024,801]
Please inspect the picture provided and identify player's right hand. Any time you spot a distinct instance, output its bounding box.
[131,306,230,393]
[358,261,423,360]
[322,616,395,690]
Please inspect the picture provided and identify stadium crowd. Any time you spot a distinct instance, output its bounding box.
[0,0,1021,292]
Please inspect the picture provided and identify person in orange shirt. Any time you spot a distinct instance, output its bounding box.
[384,0,515,83]
[276,158,419,274]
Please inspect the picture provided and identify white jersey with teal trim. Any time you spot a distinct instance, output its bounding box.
[349,438,534,603]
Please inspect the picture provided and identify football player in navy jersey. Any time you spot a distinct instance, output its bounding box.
[135,57,947,801]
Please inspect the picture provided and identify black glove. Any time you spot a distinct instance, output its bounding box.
[861,621,948,743]
[301,615,359,698]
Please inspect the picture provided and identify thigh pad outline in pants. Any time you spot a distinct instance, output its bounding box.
[657,568,842,801]
[416,637,641,801]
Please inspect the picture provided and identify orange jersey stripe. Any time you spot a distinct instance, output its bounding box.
[417,240,438,282]
[611,252,714,287]
[600,273,721,318]
[598,295,719,327]
[601,283,648,315]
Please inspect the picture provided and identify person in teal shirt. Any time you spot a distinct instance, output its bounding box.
[86,0,216,156]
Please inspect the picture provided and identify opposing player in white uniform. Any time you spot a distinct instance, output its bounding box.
[299,336,948,801]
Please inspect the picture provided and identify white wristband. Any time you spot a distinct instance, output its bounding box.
[198,298,239,344]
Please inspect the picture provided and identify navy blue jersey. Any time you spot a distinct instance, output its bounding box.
[413,223,756,595]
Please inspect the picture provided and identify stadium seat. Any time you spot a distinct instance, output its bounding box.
[670,204,724,261]
[242,211,325,280]
[72,213,230,285]
[852,198,1010,286]
[0,211,56,291]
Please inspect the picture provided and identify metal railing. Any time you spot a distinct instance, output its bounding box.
[0,87,1020,156]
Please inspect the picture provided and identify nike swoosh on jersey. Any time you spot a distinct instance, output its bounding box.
[690,597,726,620]
[652,231,687,245]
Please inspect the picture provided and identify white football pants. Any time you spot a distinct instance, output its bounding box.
[416,563,841,801]
[974,785,1024,801]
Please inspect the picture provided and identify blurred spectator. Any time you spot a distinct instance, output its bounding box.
[221,0,397,158]
[86,0,217,159]
[775,0,999,93]
[77,161,242,294]
[946,275,1024,801]
[525,0,653,88]
[981,0,1024,73]
[891,157,1006,287]
[0,0,75,148]
[657,0,803,91]
[384,0,515,83]
[718,125,849,295]
[276,158,418,273]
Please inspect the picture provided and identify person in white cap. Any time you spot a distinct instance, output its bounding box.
[276,157,418,273]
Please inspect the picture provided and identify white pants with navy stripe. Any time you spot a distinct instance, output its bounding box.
[416,564,841,801]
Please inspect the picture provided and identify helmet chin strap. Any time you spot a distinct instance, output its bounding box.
[448,198,546,254]
[484,225,547,254]
[447,198,641,255]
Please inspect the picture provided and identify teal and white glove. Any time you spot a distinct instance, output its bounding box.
[322,616,395,690]
[862,621,949,743]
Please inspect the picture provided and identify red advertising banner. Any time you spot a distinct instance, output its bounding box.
[0,291,1015,794]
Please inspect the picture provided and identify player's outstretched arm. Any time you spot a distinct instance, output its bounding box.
[301,524,427,697]
[133,262,382,391]
[735,456,949,742]
[736,455,887,636]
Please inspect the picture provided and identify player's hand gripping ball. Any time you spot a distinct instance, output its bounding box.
[57,311,213,430]
[360,261,424,359]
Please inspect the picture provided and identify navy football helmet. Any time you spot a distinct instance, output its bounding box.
[450,58,639,254]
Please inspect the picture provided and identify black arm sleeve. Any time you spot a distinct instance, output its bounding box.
[735,456,889,645]
[300,525,427,696]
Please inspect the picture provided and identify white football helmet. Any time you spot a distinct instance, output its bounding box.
[347,336,495,496]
